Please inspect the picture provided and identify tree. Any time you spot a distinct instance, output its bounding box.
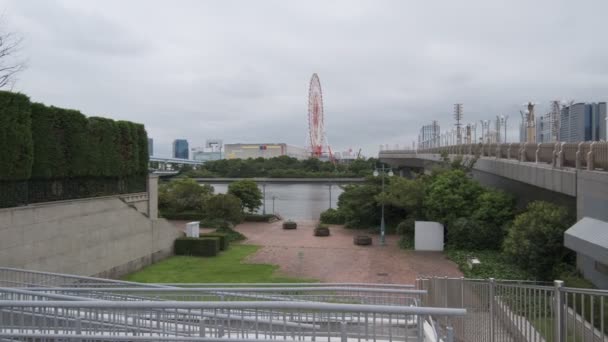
[447,217,499,250]
[0,27,24,89]
[424,169,483,226]
[228,179,262,213]
[204,193,243,224]
[380,176,427,219]
[159,178,213,212]
[502,201,574,279]
[471,189,516,244]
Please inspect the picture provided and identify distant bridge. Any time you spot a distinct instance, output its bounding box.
[149,156,206,166]
[192,177,365,184]
[379,142,608,222]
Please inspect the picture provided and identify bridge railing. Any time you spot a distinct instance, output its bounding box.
[418,276,608,342]
[380,142,608,172]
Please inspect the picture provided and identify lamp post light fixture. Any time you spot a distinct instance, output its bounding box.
[271,195,276,215]
[373,164,394,246]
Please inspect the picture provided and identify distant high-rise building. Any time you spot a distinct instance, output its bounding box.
[418,121,440,149]
[560,102,606,142]
[536,114,554,143]
[148,138,154,156]
[172,139,189,159]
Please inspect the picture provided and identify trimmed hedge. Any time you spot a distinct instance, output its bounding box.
[200,233,229,251]
[174,237,220,257]
[0,91,33,181]
[0,92,148,181]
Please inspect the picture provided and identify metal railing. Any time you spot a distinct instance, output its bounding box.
[418,276,608,342]
[0,268,467,341]
[380,141,608,171]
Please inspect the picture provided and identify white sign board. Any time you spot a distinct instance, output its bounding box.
[414,221,444,251]
[185,221,200,238]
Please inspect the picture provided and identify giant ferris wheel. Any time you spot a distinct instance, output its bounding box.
[308,73,325,158]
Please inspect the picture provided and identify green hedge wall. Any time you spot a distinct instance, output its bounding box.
[0,92,149,181]
[0,92,33,180]
[200,233,229,251]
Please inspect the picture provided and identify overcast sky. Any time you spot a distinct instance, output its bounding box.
[2,0,608,157]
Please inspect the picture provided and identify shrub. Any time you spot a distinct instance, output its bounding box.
[447,217,501,250]
[174,237,220,257]
[283,220,297,229]
[199,218,226,228]
[502,201,575,280]
[159,178,213,212]
[215,224,246,242]
[204,193,243,224]
[200,233,229,251]
[320,208,345,224]
[396,218,416,249]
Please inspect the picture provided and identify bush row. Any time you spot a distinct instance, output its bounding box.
[0,91,148,181]
[243,214,278,222]
[174,237,220,257]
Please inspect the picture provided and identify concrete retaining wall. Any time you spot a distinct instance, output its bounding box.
[0,195,180,278]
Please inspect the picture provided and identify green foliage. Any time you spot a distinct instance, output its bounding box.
[0,91,33,180]
[174,237,220,257]
[337,181,381,228]
[502,201,575,280]
[215,224,246,242]
[228,179,263,213]
[447,217,501,250]
[200,233,229,251]
[159,178,213,212]
[472,190,516,233]
[380,177,427,219]
[319,208,345,224]
[204,194,244,225]
[446,249,531,280]
[182,155,374,178]
[424,169,483,227]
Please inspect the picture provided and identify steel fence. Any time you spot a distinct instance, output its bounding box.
[418,276,608,342]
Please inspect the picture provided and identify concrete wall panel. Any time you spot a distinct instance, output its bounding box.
[0,195,180,278]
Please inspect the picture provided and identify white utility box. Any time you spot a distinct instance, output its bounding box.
[185,221,200,238]
[414,221,444,251]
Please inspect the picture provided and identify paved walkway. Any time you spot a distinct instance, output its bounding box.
[233,220,462,284]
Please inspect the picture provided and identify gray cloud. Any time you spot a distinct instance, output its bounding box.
[2,0,608,157]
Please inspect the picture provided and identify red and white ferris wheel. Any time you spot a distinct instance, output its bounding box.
[308,73,325,158]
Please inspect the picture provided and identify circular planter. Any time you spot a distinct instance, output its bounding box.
[354,235,372,246]
[314,227,330,237]
[283,221,297,230]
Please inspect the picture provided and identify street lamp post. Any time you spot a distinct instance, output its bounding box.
[272,195,276,215]
[328,183,332,209]
[373,164,393,246]
[262,183,266,215]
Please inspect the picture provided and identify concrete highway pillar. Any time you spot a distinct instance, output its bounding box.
[147,174,159,220]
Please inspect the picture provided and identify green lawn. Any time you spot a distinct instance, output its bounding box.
[123,244,313,283]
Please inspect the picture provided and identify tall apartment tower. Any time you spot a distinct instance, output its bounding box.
[148,138,154,156]
[560,102,607,142]
[172,139,189,159]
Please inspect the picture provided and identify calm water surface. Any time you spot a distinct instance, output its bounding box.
[207,183,344,220]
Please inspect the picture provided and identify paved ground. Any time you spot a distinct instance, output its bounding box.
[232,220,462,285]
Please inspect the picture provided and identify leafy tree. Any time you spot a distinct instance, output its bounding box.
[159,178,213,212]
[204,193,243,224]
[319,208,345,224]
[502,201,574,280]
[0,91,33,180]
[447,217,500,250]
[471,189,516,244]
[228,179,263,213]
[380,176,427,219]
[424,169,483,227]
[337,181,381,228]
